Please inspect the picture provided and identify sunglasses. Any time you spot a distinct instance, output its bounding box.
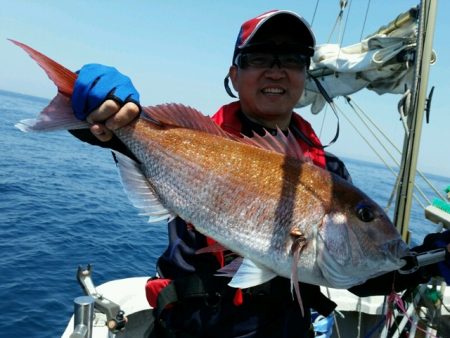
[235,52,309,70]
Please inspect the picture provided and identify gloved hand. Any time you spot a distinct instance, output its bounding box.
[416,230,450,283]
[72,64,140,120]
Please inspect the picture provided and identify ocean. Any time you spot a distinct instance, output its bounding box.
[1,89,448,337]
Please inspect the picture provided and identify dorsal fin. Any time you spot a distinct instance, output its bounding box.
[242,128,305,161]
[143,104,306,160]
[141,104,236,139]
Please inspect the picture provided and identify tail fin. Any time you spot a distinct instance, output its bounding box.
[10,39,88,131]
[9,39,76,97]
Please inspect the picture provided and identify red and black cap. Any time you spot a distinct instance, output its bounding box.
[232,10,316,64]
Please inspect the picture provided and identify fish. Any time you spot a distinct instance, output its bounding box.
[11,40,409,308]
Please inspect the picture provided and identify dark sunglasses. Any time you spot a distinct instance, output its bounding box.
[235,53,309,70]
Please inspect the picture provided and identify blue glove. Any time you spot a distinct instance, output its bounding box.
[72,64,140,120]
[420,230,450,283]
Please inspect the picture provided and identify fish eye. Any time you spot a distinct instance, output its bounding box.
[356,203,375,222]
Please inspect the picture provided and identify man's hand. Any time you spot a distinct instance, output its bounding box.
[72,64,141,142]
[87,100,140,142]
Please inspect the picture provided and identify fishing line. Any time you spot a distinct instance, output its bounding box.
[310,0,320,26]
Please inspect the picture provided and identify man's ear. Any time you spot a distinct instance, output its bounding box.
[229,65,239,92]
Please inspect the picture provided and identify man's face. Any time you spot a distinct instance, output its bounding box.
[230,63,305,123]
[229,39,306,126]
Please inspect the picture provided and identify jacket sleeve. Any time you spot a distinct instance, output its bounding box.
[325,151,352,183]
[156,217,222,279]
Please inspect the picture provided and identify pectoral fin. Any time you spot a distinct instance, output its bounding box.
[112,151,174,223]
[228,258,277,289]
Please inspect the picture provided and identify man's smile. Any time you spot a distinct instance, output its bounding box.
[261,87,285,95]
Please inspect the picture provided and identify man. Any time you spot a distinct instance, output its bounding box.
[70,10,449,338]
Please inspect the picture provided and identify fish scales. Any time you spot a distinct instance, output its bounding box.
[116,120,333,279]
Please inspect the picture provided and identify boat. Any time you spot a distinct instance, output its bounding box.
[60,1,450,337]
[305,0,450,336]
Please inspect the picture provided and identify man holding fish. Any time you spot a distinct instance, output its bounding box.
[67,10,450,338]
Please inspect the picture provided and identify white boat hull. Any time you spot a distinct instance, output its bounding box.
[62,277,450,338]
[61,277,153,338]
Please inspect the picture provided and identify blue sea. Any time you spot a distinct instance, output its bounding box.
[1,89,449,337]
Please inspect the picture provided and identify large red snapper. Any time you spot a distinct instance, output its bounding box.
[11,40,409,300]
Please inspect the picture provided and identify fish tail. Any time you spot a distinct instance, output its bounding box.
[9,39,76,96]
[9,39,88,132]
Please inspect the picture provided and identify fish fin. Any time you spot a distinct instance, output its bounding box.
[196,241,228,254]
[227,258,277,288]
[9,39,76,97]
[215,257,244,277]
[10,40,88,131]
[242,128,305,160]
[15,93,89,132]
[141,104,237,139]
[112,151,174,223]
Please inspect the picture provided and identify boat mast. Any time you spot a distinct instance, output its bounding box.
[393,0,438,242]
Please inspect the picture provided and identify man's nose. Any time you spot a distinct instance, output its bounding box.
[265,61,285,78]
[269,57,282,69]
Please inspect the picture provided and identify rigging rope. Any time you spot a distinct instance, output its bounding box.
[348,96,447,203]
[327,0,348,43]
[339,0,352,48]
[334,101,407,210]
[310,0,320,27]
[359,0,372,41]
[336,98,430,212]
[345,96,437,210]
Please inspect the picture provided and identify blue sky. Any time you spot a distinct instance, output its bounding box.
[1,0,449,177]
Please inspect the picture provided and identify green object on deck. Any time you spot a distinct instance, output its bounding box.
[424,288,442,305]
[432,198,450,214]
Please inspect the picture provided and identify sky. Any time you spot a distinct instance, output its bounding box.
[1,0,449,177]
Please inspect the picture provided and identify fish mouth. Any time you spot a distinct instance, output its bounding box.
[380,238,410,261]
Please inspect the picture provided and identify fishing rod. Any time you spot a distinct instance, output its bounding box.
[399,246,449,275]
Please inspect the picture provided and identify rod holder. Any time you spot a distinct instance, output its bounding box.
[70,295,95,338]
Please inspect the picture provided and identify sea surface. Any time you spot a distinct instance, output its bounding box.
[1,89,449,337]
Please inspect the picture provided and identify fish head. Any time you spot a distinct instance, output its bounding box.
[314,181,409,288]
